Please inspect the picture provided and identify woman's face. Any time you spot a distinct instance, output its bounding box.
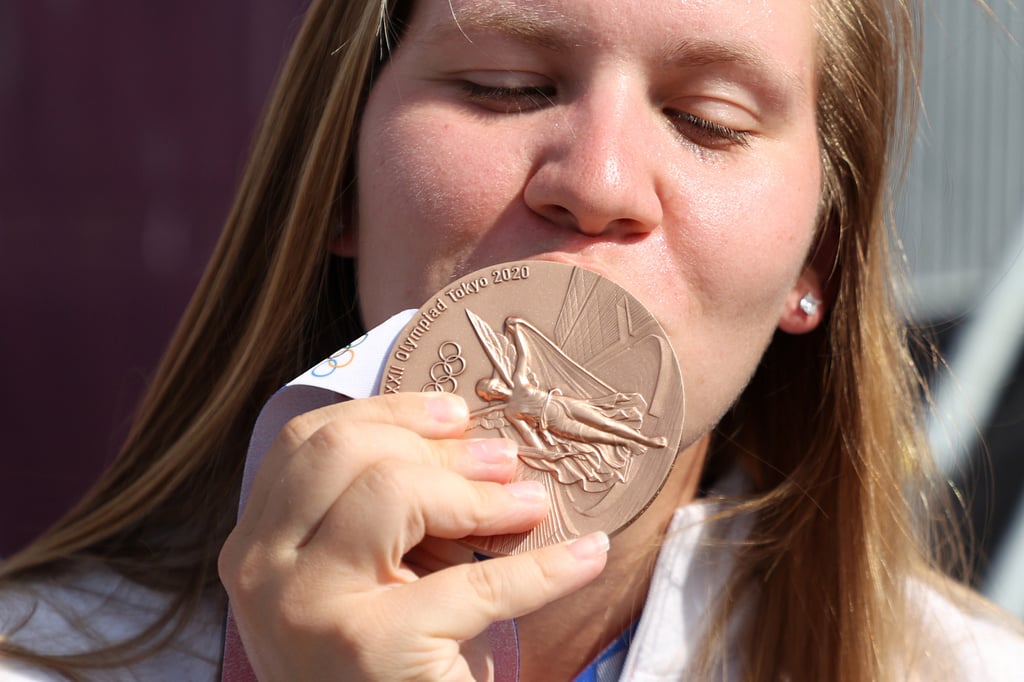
[354,0,822,446]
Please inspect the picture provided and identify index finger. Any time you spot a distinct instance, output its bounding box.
[278,392,470,448]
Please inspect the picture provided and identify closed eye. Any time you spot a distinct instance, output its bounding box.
[667,110,751,149]
[461,82,557,113]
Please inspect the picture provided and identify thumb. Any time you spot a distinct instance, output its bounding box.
[393,532,610,640]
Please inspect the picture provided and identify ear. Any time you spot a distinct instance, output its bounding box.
[327,220,357,258]
[778,222,838,335]
[778,267,826,334]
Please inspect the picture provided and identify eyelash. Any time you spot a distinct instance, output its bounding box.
[461,83,751,149]
[461,83,555,113]
[668,111,752,149]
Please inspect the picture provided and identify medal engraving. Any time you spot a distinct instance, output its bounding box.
[382,261,684,555]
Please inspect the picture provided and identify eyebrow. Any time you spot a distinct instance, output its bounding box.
[662,37,809,100]
[421,3,582,52]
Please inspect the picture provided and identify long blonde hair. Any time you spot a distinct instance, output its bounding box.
[1,0,951,679]
[700,0,963,678]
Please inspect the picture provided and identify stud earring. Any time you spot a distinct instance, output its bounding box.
[799,292,821,316]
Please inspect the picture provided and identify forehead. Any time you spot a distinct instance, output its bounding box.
[405,0,817,85]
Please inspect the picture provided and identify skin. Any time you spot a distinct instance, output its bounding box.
[220,0,827,679]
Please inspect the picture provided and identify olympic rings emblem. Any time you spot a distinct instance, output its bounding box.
[311,333,369,378]
[422,342,466,392]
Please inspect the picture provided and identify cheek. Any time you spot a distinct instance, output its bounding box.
[356,117,474,314]
[356,104,534,323]
[679,149,821,313]
[653,151,820,438]
[364,112,522,246]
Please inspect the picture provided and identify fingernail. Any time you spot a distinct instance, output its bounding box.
[504,480,547,504]
[567,532,610,560]
[426,394,468,423]
[466,438,517,465]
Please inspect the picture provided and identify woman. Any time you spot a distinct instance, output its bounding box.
[1,0,1021,679]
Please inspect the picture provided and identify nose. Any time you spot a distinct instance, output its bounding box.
[523,87,664,238]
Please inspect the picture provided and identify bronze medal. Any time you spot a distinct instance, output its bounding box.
[380,260,684,555]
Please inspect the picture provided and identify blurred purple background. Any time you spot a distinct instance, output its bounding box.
[0,2,306,556]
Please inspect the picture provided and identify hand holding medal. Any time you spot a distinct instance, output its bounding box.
[220,261,687,680]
